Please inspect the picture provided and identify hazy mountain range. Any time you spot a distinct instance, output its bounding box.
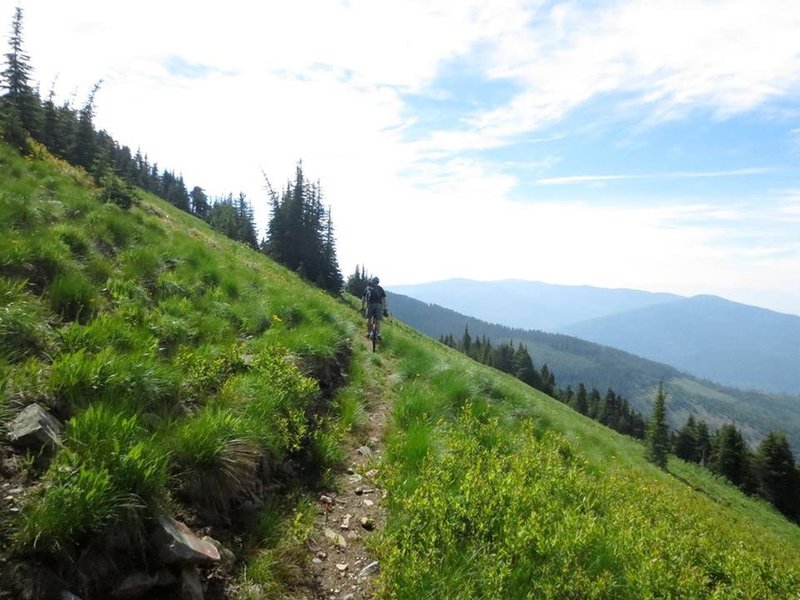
[388,279,800,395]
[386,291,800,450]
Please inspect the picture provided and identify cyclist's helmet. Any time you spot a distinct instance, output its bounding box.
[371,276,380,284]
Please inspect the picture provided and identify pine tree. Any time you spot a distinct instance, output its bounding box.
[645,383,670,469]
[674,415,699,462]
[754,432,799,521]
[1,6,39,147]
[571,383,588,415]
[711,423,752,491]
[263,162,342,293]
[71,80,101,169]
[190,186,210,219]
[512,343,540,388]
[345,265,371,297]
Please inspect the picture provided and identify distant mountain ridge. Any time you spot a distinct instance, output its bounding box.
[388,279,800,395]
[562,294,800,394]
[387,291,800,451]
[389,279,682,331]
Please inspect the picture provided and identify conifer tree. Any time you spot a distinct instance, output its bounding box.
[571,383,588,414]
[711,423,752,491]
[345,265,371,297]
[71,81,101,170]
[674,415,699,462]
[190,186,210,219]
[645,383,670,468]
[1,6,38,147]
[754,432,799,521]
[263,162,343,293]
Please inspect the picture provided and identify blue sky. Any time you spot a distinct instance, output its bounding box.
[4,0,800,315]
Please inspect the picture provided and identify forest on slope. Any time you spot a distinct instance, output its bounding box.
[387,291,800,451]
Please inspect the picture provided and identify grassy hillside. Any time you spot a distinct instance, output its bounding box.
[388,291,800,450]
[0,141,360,597]
[1,142,799,599]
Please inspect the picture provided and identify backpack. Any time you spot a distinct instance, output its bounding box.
[364,284,385,304]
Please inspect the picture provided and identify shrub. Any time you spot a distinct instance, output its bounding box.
[15,466,133,553]
[49,348,179,414]
[0,279,53,361]
[173,342,247,401]
[63,403,169,505]
[223,345,318,458]
[0,234,69,290]
[48,270,98,323]
[53,223,90,256]
[14,405,168,553]
[98,172,137,209]
[170,408,259,514]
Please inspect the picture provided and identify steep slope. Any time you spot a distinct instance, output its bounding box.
[388,291,800,450]
[388,278,681,331]
[0,142,361,599]
[562,294,800,394]
[2,142,799,599]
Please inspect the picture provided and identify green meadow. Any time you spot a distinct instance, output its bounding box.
[1,141,799,598]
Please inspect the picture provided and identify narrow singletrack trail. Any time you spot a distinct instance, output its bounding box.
[307,339,396,600]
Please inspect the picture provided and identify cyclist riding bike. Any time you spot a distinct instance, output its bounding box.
[362,276,388,340]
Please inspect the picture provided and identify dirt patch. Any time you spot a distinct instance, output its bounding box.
[306,345,393,600]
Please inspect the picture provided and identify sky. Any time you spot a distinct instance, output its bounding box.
[3,0,800,316]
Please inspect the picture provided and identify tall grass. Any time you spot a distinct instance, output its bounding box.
[15,403,167,552]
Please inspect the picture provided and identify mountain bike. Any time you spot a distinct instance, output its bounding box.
[368,321,379,352]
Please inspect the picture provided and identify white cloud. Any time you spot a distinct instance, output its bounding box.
[3,0,800,315]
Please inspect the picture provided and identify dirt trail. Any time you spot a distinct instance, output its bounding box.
[307,341,394,600]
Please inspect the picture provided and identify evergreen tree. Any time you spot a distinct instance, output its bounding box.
[711,423,753,491]
[539,363,555,395]
[587,387,602,420]
[754,432,799,521]
[571,383,588,415]
[1,6,39,147]
[674,415,700,462]
[512,343,540,388]
[645,383,670,469]
[71,81,101,170]
[190,186,210,219]
[263,162,342,293]
[695,420,712,466]
[345,265,372,297]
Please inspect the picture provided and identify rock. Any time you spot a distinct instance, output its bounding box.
[335,563,349,572]
[151,515,221,565]
[181,567,204,600]
[357,561,380,578]
[201,535,235,569]
[7,403,62,449]
[324,527,347,548]
[363,499,374,507]
[112,573,157,598]
[359,516,375,531]
[354,486,375,495]
[340,514,352,530]
[356,445,373,457]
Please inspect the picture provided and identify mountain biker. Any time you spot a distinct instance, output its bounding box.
[362,276,388,339]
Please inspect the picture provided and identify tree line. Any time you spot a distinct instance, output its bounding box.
[441,326,647,439]
[1,7,342,294]
[648,402,800,524]
[444,325,800,524]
